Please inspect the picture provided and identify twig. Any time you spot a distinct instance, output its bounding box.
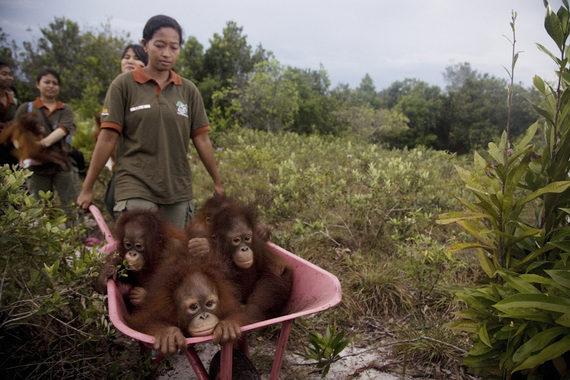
[347,361,398,378]
[316,211,342,247]
[350,336,466,357]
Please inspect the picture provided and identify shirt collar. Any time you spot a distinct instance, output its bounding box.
[32,97,64,111]
[131,67,182,86]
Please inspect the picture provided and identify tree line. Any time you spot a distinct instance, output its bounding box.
[0,17,540,154]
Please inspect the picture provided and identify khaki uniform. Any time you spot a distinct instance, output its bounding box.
[14,98,79,213]
[100,68,210,225]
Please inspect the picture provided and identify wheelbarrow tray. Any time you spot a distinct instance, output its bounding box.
[90,205,342,379]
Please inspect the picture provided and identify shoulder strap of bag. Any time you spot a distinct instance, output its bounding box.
[34,104,54,130]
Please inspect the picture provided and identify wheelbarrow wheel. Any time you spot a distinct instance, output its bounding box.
[208,349,261,380]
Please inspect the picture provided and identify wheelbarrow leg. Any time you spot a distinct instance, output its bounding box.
[238,332,250,357]
[219,342,234,380]
[184,345,210,380]
[270,319,294,380]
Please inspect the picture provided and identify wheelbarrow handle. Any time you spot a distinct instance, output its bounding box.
[89,205,115,244]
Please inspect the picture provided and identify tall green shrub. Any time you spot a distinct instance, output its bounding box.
[0,166,143,379]
[439,2,570,378]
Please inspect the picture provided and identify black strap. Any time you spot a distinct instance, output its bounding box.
[38,107,54,129]
[29,102,60,131]
[34,104,67,154]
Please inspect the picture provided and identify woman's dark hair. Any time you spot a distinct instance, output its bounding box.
[122,44,148,65]
[142,15,183,45]
[0,61,9,70]
[36,68,61,85]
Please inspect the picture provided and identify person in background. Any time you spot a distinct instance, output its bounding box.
[14,68,80,217]
[77,15,224,228]
[94,44,148,219]
[0,61,19,167]
[120,44,147,73]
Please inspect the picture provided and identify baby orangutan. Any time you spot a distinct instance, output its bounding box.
[0,113,68,169]
[211,202,293,324]
[94,209,187,308]
[125,253,246,356]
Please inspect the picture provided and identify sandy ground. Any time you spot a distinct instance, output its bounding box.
[156,341,409,380]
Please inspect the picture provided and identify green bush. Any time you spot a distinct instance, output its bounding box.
[29,79,476,378]
[439,3,570,379]
[189,129,472,335]
[0,166,154,379]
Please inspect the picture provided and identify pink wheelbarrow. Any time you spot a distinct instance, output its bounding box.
[89,205,342,379]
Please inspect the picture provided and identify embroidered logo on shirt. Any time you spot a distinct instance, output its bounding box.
[130,104,151,112]
[176,101,188,118]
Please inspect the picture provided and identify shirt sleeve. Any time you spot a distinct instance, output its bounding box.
[188,81,210,134]
[101,76,127,134]
[57,104,75,135]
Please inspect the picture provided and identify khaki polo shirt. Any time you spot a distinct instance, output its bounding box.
[14,97,75,154]
[100,68,210,205]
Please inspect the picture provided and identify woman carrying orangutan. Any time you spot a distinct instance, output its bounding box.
[13,68,80,219]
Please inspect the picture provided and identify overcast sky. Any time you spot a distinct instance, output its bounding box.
[0,0,564,90]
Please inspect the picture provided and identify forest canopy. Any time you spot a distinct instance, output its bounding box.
[0,17,539,154]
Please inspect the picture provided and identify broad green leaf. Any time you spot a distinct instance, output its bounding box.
[448,242,489,251]
[512,326,569,363]
[517,122,539,148]
[455,165,486,193]
[513,334,570,372]
[548,227,570,243]
[546,270,570,289]
[456,292,492,313]
[519,274,556,286]
[516,245,555,268]
[516,181,570,208]
[505,158,530,194]
[549,240,570,253]
[533,75,547,94]
[437,211,490,225]
[468,342,494,356]
[473,198,501,221]
[478,324,492,347]
[462,351,500,368]
[476,248,496,278]
[494,294,570,314]
[498,270,541,294]
[487,143,503,165]
[515,322,529,337]
[544,5,564,48]
[491,228,541,248]
[489,193,502,211]
[532,102,556,125]
[455,220,496,247]
[444,319,479,333]
[556,313,570,327]
[453,309,489,320]
[472,285,501,303]
[495,308,552,323]
[449,195,483,217]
